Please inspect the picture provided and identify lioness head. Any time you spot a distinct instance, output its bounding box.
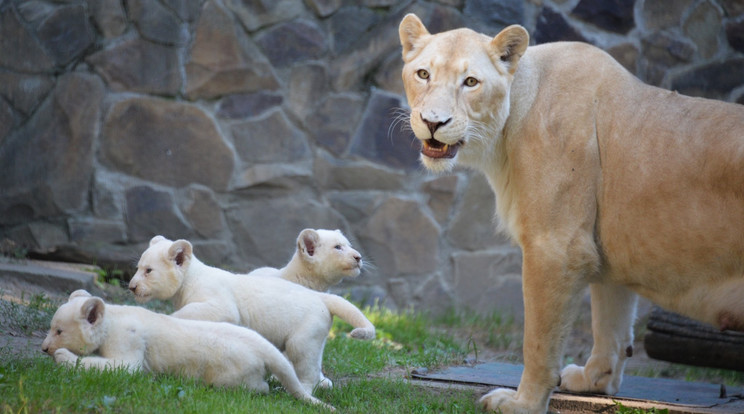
[399,13,529,172]
[128,235,193,302]
[297,228,362,284]
[42,290,107,356]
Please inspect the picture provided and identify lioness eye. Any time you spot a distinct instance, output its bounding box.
[464,77,478,87]
[56,329,62,335]
[334,245,342,250]
[416,69,429,80]
[145,268,152,275]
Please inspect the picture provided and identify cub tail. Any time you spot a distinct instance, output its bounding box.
[319,293,376,340]
[264,344,336,411]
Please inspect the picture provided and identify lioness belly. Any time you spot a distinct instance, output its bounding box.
[596,89,744,325]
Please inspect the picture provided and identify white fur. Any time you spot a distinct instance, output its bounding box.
[41,290,331,409]
[400,13,744,414]
[250,228,362,292]
[128,236,376,393]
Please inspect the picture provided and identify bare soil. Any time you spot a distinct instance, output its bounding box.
[0,273,672,379]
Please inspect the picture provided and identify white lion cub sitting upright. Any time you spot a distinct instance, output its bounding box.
[128,236,376,393]
[41,290,329,408]
[249,228,363,292]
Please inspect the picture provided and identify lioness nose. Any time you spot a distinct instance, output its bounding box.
[421,114,451,136]
[129,285,136,293]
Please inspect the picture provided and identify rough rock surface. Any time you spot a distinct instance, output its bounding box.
[1,0,742,316]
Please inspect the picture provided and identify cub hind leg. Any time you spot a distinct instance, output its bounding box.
[285,327,330,393]
[560,282,637,395]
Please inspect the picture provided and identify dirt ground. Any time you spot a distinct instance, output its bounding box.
[0,273,672,378]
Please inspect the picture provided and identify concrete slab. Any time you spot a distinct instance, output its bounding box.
[0,259,100,296]
[410,362,744,413]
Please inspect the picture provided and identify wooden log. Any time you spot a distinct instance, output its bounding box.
[644,307,744,371]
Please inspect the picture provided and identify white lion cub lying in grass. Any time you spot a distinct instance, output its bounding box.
[128,236,376,393]
[41,290,330,408]
[249,228,363,291]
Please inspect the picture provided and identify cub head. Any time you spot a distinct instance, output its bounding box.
[297,228,363,286]
[41,290,107,356]
[128,235,193,302]
[399,13,529,172]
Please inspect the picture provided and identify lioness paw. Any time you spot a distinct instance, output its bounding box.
[560,363,619,395]
[479,388,536,414]
[53,348,78,365]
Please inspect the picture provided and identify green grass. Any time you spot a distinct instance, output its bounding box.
[0,291,59,335]
[0,300,478,413]
[5,292,744,413]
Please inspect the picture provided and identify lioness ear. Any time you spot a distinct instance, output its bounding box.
[169,240,193,268]
[149,235,167,246]
[68,289,92,302]
[80,297,105,326]
[490,25,529,74]
[298,229,320,258]
[399,13,430,63]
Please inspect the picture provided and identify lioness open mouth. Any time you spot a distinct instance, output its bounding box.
[421,138,462,159]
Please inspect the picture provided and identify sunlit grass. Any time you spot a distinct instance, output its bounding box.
[0,299,475,413]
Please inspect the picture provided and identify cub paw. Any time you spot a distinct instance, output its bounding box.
[560,363,619,395]
[53,348,78,365]
[349,328,375,340]
[317,376,333,389]
[479,388,536,414]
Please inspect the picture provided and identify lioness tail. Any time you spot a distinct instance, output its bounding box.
[319,293,376,340]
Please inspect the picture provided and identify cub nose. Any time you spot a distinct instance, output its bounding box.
[129,284,137,293]
[354,254,361,263]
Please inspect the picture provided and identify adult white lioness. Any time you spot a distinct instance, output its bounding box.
[399,13,744,414]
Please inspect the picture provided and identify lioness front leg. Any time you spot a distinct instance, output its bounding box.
[560,283,637,395]
[481,250,585,413]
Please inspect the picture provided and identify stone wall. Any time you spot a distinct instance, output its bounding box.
[1,0,742,316]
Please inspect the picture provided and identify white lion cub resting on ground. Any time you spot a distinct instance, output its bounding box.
[128,236,376,393]
[41,290,330,408]
[249,228,363,291]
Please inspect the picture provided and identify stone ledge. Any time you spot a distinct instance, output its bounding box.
[0,259,99,295]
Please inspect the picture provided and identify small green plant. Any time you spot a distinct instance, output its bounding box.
[613,400,669,414]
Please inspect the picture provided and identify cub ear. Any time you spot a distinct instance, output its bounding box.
[298,228,320,258]
[169,240,193,268]
[68,289,92,302]
[399,13,430,63]
[80,297,105,326]
[490,25,529,74]
[150,235,168,246]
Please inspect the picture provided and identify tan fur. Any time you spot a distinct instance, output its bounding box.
[41,290,331,409]
[128,236,375,394]
[249,228,363,291]
[399,13,744,414]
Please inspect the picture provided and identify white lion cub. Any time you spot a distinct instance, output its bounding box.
[128,236,376,393]
[249,228,363,291]
[41,290,330,408]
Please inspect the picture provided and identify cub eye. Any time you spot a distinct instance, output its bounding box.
[334,245,342,250]
[464,77,479,87]
[416,69,430,80]
[56,329,62,335]
[145,268,152,275]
